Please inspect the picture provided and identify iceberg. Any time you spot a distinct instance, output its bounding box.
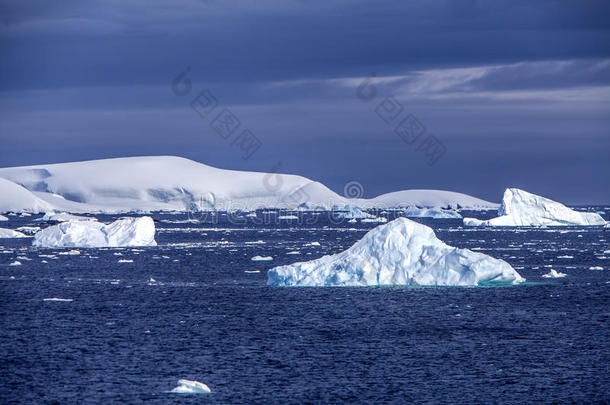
[267,218,524,287]
[170,379,211,394]
[0,228,28,238]
[0,215,8,221]
[463,188,607,227]
[0,156,495,213]
[32,217,157,248]
[403,207,462,219]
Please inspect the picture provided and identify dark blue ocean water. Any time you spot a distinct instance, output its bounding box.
[1,209,609,404]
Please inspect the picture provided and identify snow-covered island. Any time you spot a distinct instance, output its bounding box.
[32,216,157,248]
[463,188,607,227]
[267,218,524,287]
[0,156,495,214]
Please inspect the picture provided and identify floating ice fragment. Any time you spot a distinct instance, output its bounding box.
[589,266,604,271]
[542,269,567,278]
[118,259,133,263]
[170,379,211,394]
[58,250,81,256]
[9,260,21,266]
[43,298,73,302]
[251,255,273,261]
[244,270,260,273]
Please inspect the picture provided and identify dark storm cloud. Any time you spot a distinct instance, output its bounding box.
[1,0,610,90]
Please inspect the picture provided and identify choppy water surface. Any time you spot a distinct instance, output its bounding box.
[1,209,609,403]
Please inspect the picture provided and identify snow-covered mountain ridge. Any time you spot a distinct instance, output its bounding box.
[0,156,494,213]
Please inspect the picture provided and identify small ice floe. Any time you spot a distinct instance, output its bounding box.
[118,259,134,263]
[43,298,73,302]
[361,217,388,223]
[16,256,32,261]
[251,255,273,261]
[9,260,21,266]
[245,240,265,245]
[286,251,301,255]
[305,242,320,246]
[557,255,574,259]
[278,215,298,220]
[58,250,81,256]
[0,214,8,221]
[170,379,211,394]
[589,266,604,271]
[113,252,123,256]
[244,270,260,273]
[542,269,567,278]
[16,226,41,235]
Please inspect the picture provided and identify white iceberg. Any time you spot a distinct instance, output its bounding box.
[403,207,462,219]
[541,269,567,278]
[463,188,607,227]
[0,228,28,238]
[32,217,157,248]
[267,218,524,287]
[170,379,211,394]
[0,214,8,221]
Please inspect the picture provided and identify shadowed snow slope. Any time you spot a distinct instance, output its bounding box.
[32,217,156,248]
[267,218,524,287]
[0,177,53,213]
[0,156,494,213]
[0,227,28,238]
[463,188,606,227]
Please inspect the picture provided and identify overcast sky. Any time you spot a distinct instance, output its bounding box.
[1,0,609,204]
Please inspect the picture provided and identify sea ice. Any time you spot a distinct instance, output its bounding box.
[32,217,157,248]
[251,255,273,261]
[463,188,607,227]
[268,218,525,287]
[403,207,462,219]
[333,205,375,219]
[36,212,97,223]
[542,269,567,278]
[170,379,211,394]
[0,215,7,221]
